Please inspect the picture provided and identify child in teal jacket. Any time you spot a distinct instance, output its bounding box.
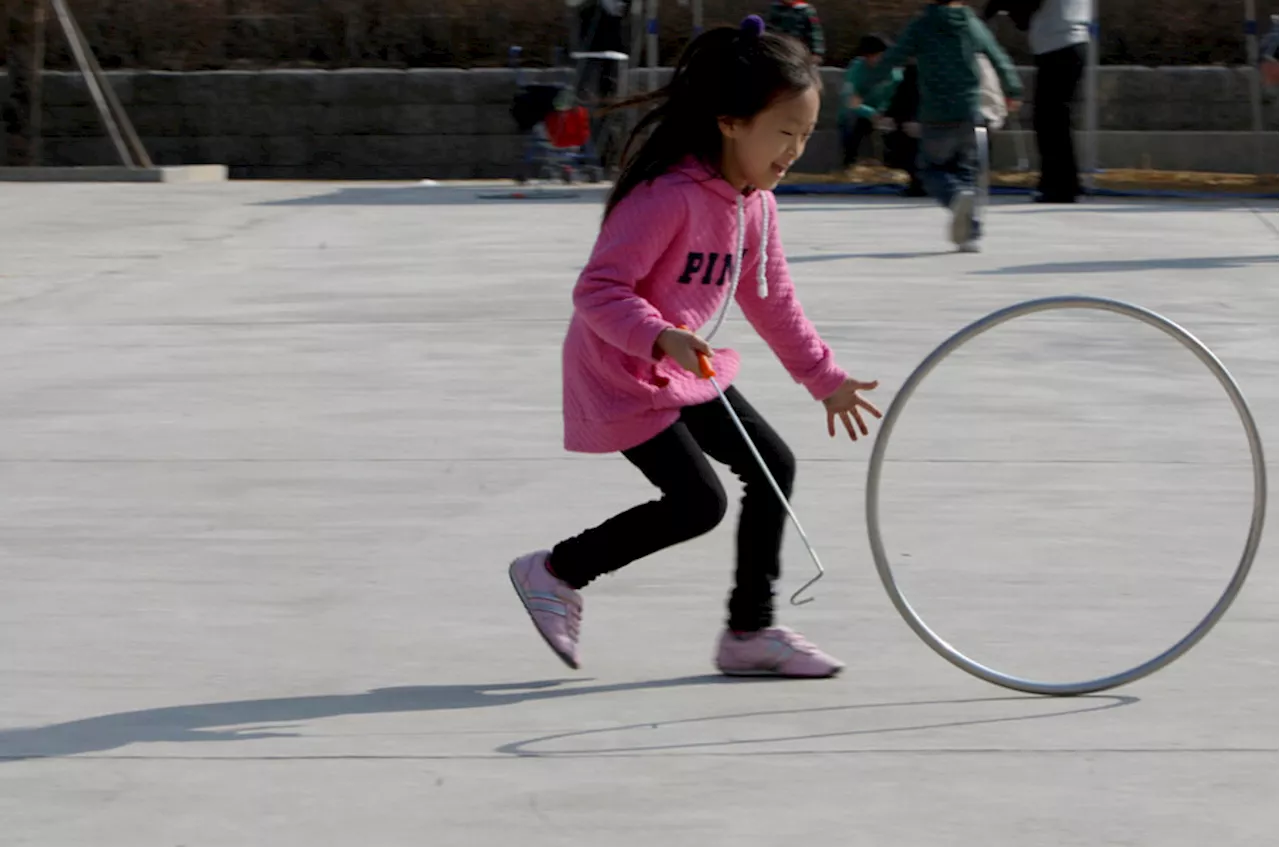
[865,0,1022,252]
[838,35,903,166]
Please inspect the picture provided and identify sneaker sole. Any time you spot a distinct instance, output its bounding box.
[509,559,580,670]
[717,665,843,679]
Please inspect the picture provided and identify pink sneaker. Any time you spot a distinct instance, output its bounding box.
[508,550,582,669]
[714,626,843,678]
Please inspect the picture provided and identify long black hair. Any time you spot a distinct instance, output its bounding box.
[601,17,819,220]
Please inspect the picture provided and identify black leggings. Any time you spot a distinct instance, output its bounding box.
[549,386,796,632]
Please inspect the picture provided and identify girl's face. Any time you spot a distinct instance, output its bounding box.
[718,83,820,192]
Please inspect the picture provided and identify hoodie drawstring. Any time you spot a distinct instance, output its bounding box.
[756,192,769,299]
[702,191,769,346]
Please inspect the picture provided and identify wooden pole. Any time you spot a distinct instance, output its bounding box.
[47,0,132,166]
[3,0,47,166]
[61,0,151,167]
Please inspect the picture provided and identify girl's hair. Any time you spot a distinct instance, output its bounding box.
[601,17,819,219]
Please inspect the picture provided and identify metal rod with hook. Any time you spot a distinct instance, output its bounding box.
[687,339,825,606]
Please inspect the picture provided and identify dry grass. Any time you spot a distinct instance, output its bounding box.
[1,0,1275,70]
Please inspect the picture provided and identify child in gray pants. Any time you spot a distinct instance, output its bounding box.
[865,0,1023,251]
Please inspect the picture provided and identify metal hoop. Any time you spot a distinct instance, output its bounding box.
[865,295,1268,696]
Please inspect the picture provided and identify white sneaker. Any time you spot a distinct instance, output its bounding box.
[958,239,981,253]
[949,190,975,245]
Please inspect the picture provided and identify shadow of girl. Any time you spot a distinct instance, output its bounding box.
[0,675,727,760]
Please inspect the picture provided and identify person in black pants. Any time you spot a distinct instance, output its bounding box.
[1032,40,1086,201]
[984,0,1090,202]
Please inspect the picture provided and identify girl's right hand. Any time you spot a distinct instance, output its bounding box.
[655,327,714,375]
[822,378,882,441]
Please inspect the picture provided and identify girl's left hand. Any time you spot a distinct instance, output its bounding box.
[822,378,882,441]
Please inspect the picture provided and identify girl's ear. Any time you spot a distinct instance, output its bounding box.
[718,116,743,139]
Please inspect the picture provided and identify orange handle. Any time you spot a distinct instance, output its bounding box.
[677,325,716,379]
[696,350,716,379]
[696,350,716,378]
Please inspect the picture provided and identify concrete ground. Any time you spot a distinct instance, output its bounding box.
[0,180,1276,846]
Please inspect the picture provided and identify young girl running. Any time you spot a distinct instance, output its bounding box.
[509,16,882,678]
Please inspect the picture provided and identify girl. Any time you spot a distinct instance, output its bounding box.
[509,16,881,679]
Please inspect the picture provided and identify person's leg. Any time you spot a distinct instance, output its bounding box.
[510,417,727,668]
[917,123,959,209]
[1057,43,1087,199]
[1032,50,1056,196]
[839,113,857,166]
[901,133,925,195]
[952,122,982,241]
[883,128,923,194]
[1034,45,1083,201]
[842,116,874,166]
[549,420,727,590]
[856,117,875,160]
[922,122,977,246]
[679,386,794,633]
[678,387,843,678]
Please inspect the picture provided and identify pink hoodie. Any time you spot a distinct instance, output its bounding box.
[562,158,849,454]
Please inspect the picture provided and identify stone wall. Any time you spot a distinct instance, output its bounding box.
[1,67,1276,178]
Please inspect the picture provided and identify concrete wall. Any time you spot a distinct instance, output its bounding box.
[1,67,1276,177]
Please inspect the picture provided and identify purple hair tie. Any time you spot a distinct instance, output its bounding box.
[740,14,765,38]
